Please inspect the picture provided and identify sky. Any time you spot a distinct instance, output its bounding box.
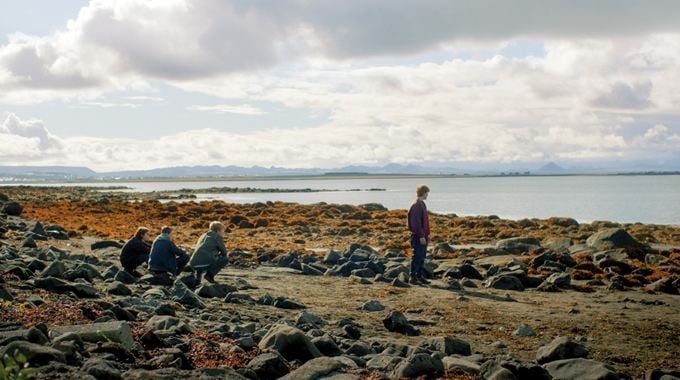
[0,0,679,172]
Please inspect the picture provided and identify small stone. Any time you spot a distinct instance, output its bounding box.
[514,325,536,337]
[360,300,385,312]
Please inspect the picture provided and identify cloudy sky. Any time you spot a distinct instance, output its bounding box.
[1,0,679,172]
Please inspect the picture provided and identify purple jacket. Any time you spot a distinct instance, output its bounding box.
[408,200,430,238]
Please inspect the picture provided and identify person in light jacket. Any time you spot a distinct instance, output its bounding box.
[189,221,229,285]
[407,185,430,285]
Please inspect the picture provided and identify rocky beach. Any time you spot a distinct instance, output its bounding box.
[0,186,679,379]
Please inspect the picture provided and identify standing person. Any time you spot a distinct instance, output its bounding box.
[189,221,229,285]
[148,226,189,282]
[119,227,152,277]
[408,185,431,285]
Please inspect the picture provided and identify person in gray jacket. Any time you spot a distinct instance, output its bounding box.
[189,221,229,285]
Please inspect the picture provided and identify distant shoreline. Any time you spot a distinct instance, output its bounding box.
[2,171,680,184]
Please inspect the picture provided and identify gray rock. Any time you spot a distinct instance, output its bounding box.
[113,270,136,284]
[382,311,419,336]
[323,250,342,265]
[0,285,14,301]
[51,321,134,350]
[345,341,372,357]
[90,240,123,250]
[546,273,571,288]
[485,274,525,291]
[419,336,471,356]
[41,261,66,278]
[107,281,132,296]
[34,277,99,298]
[145,315,192,334]
[537,336,589,364]
[391,353,444,378]
[247,352,290,379]
[542,358,619,380]
[0,341,65,367]
[586,228,643,252]
[82,358,122,380]
[170,280,205,308]
[514,325,536,337]
[296,310,326,327]
[273,297,306,310]
[280,357,353,380]
[496,237,541,252]
[361,300,385,312]
[3,201,22,216]
[351,268,376,278]
[312,335,343,357]
[301,263,324,276]
[442,356,481,374]
[366,354,403,372]
[196,283,235,299]
[258,324,322,363]
[646,369,680,380]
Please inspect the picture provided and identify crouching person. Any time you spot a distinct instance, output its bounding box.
[120,227,151,277]
[148,226,189,284]
[190,221,229,285]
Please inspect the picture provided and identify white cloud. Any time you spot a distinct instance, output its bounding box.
[0,113,677,172]
[187,104,265,116]
[0,1,679,170]
[1,113,61,150]
[1,0,680,101]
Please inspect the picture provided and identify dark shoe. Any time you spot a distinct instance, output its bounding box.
[205,272,217,284]
[409,277,421,285]
[194,270,204,287]
[418,276,431,285]
[130,270,143,278]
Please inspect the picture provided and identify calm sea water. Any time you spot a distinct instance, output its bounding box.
[5,175,680,224]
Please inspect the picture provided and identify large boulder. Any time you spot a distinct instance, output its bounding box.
[442,357,481,375]
[485,274,525,291]
[33,277,98,298]
[258,325,322,363]
[419,336,471,356]
[586,228,644,252]
[0,341,65,367]
[383,311,419,336]
[391,353,444,379]
[542,358,619,380]
[537,337,588,364]
[3,201,22,216]
[247,352,290,379]
[279,357,353,380]
[496,237,541,253]
[51,321,134,350]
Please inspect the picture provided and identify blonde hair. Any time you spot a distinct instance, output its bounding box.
[209,221,225,232]
[416,184,430,197]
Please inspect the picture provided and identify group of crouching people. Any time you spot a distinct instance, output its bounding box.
[119,221,228,286]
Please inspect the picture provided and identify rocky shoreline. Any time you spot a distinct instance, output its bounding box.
[0,188,679,379]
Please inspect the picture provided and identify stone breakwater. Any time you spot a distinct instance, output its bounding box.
[0,188,679,379]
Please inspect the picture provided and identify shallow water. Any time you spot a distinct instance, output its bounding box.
[6,175,680,224]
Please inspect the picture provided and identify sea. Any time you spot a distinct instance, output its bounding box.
[5,175,680,225]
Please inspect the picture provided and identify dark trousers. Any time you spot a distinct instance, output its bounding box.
[194,256,228,277]
[176,252,189,275]
[410,235,428,278]
[122,253,149,273]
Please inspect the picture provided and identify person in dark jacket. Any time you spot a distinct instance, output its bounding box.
[119,227,151,277]
[189,221,229,285]
[148,226,189,279]
[407,184,430,285]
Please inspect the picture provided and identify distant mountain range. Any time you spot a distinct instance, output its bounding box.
[0,161,677,182]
